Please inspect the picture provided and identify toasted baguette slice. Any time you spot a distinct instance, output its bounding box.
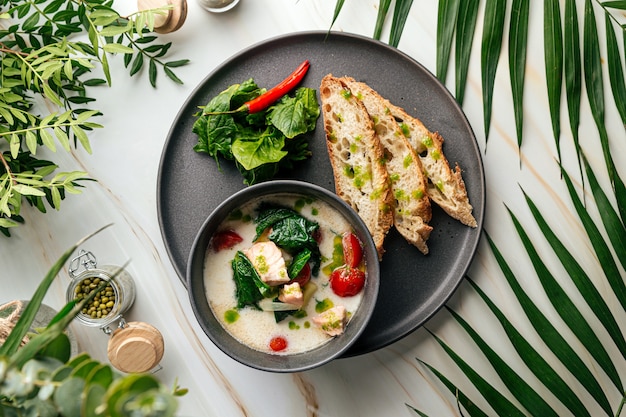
[387,104,477,228]
[320,74,394,259]
[341,77,433,254]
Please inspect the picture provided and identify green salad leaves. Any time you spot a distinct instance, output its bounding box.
[192,79,320,185]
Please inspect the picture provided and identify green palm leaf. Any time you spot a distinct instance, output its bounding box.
[581,154,626,271]
[602,1,626,7]
[604,12,626,128]
[436,0,459,82]
[389,0,414,47]
[543,0,563,164]
[454,0,480,105]
[373,0,392,40]
[466,277,596,416]
[329,0,345,32]
[564,0,583,180]
[521,187,626,360]
[446,305,561,417]
[414,360,491,417]
[427,330,527,416]
[581,0,626,219]
[560,164,626,308]
[506,205,623,393]
[508,0,529,154]
[480,0,507,141]
[484,231,613,414]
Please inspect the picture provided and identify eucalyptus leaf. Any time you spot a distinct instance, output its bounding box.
[71,359,99,379]
[84,364,114,387]
[37,333,71,364]
[54,377,85,417]
[83,384,107,417]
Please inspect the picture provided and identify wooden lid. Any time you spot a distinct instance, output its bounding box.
[107,321,164,373]
[137,0,187,34]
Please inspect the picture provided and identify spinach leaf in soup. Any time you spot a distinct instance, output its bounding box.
[288,248,312,279]
[269,216,317,252]
[231,251,274,308]
[254,206,321,274]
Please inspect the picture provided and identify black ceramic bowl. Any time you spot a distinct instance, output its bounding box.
[186,180,380,372]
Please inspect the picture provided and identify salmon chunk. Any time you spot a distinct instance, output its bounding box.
[244,241,289,286]
[312,306,347,336]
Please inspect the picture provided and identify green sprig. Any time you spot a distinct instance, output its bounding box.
[0,0,189,236]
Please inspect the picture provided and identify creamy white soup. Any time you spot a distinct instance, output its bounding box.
[203,194,366,355]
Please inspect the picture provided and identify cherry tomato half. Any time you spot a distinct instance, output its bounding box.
[212,230,243,252]
[269,336,288,352]
[329,266,366,297]
[289,262,311,287]
[342,232,363,268]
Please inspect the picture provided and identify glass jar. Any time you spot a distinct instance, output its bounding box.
[65,250,136,333]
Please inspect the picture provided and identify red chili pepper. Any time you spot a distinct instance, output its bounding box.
[203,60,310,116]
[243,59,310,114]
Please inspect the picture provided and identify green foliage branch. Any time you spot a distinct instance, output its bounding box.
[0,0,189,237]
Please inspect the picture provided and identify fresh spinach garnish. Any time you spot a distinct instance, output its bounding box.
[192,78,320,185]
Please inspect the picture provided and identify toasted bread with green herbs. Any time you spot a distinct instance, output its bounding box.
[387,104,477,227]
[342,77,433,254]
[320,74,394,259]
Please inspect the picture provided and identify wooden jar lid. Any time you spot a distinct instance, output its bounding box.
[107,321,164,373]
[137,0,187,34]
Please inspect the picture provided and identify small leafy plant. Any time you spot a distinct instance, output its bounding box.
[0,226,186,416]
[0,0,189,236]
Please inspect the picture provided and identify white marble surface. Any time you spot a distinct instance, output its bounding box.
[2,1,625,416]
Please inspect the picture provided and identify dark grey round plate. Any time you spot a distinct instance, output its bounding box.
[157,31,485,357]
